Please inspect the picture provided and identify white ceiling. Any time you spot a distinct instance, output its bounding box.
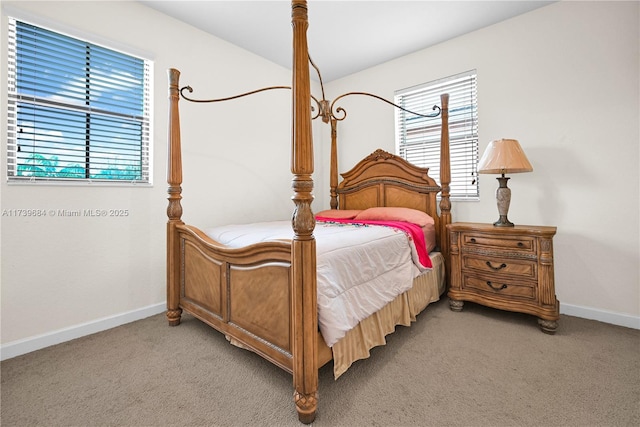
[141,0,555,82]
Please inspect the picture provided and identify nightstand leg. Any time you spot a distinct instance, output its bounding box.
[538,318,558,334]
[449,299,464,312]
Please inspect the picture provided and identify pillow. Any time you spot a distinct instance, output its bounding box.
[315,209,362,220]
[354,207,435,227]
[423,222,437,254]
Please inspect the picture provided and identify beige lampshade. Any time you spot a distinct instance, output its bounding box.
[477,139,533,174]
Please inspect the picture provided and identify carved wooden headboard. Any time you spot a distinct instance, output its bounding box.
[336,148,444,250]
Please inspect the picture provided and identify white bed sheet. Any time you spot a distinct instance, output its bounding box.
[204,220,427,347]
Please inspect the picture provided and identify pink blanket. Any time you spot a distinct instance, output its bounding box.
[315,217,432,269]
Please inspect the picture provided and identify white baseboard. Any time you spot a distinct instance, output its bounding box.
[0,302,166,361]
[560,303,640,330]
[2,302,637,361]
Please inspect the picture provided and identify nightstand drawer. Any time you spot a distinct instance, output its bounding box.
[463,274,535,300]
[462,255,537,280]
[462,233,535,253]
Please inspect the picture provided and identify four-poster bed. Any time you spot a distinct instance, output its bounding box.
[166,1,451,423]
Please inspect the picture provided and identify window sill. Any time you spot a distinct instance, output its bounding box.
[7,179,153,188]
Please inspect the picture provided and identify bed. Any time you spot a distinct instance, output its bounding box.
[165,1,451,423]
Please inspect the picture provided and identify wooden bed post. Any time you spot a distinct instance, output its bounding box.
[438,93,452,277]
[290,0,318,424]
[166,68,184,326]
[329,118,338,209]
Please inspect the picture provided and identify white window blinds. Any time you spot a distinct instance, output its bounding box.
[7,18,152,184]
[395,70,478,199]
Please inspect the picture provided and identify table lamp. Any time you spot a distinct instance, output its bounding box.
[478,138,533,227]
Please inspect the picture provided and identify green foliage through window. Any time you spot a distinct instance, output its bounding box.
[16,153,142,181]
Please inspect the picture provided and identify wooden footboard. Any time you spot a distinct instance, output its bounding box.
[169,224,334,372]
[175,225,295,370]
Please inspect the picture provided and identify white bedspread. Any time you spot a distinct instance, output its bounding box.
[204,220,426,347]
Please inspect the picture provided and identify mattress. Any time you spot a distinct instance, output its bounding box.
[205,219,429,347]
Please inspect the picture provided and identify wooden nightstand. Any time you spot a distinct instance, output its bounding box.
[447,222,559,334]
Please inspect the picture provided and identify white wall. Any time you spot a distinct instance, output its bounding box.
[322,1,639,325]
[0,0,312,357]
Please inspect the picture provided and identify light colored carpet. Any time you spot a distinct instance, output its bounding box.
[2,298,639,426]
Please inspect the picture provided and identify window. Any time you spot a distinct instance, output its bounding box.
[395,70,478,200]
[7,18,152,184]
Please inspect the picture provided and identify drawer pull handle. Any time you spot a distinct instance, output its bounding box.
[470,238,477,243]
[517,242,524,247]
[486,281,508,291]
[486,261,507,271]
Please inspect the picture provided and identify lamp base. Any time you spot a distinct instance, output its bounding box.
[494,176,515,227]
[493,215,514,227]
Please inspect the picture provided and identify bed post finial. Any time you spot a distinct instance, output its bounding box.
[166,68,184,326]
[438,93,452,277]
[290,0,318,424]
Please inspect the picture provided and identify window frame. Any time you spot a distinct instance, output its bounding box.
[395,70,479,201]
[6,17,153,186]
